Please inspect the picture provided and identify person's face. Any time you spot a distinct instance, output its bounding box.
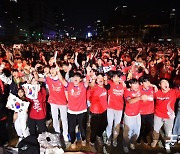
[31,78,38,85]
[92,64,97,70]
[62,65,68,72]
[17,60,22,68]
[165,61,171,67]
[149,61,154,67]
[90,70,96,77]
[137,57,143,63]
[50,67,57,77]
[130,82,139,91]
[112,75,120,84]
[96,74,104,86]
[97,59,102,66]
[12,71,19,78]
[44,67,50,74]
[108,60,112,65]
[159,80,169,91]
[142,80,150,89]
[18,89,25,98]
[72,76,81,86]
[114,59,117,64]
[48,58,54,66]
[82,61,86,66]
[69,58,74,63]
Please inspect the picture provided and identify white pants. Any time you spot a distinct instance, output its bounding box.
[123,113,141,141]
[50,103,68,141]
[106,108,122,138]
[14,112,29,138]
[154,115,174,138]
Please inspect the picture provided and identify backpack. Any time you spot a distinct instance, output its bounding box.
[18,135,40,154]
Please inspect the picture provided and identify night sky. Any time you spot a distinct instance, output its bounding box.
[48,0,179,29]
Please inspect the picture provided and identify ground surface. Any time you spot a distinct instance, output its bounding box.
[4,122,180,154]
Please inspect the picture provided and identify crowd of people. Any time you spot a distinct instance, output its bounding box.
[0,39,179,153]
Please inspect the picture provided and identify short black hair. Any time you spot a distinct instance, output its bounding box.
[112,70,123,78]
[128,78,139,84]
[73,72,82,78]
[96,72,105,77]
[139,75,150,83]
[12,69,18,72]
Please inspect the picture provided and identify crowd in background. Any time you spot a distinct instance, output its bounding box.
[0,39,179,153]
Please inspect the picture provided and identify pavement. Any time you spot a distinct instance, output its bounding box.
[2,121,180,154]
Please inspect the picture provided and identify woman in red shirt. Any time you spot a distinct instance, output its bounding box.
[89,73,109,152]
[27,80,47,135]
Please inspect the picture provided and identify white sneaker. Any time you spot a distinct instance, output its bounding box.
[65,141,71,149]
[106,137,111,146]
[112,139,117,147]
[165,143,171,153]
[130,143,135,150]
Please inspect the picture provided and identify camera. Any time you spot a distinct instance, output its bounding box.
[135,62,140,66]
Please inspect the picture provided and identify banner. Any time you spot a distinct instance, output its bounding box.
[103,66,112,73]
[13,44,21,49]
[6,93,30,113]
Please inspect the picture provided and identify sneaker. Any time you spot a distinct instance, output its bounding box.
[82,140,86,146]
[151,140,158,148]
[170,142,175,147]
[5,147,18,152]
[89,142,97,153]
[65,141,71,149]
[70,143,76,149]
[97,136,103,146]
[1,142,9,147]
[165,143,171,153]
[178,136,180,143]
[123,146,129,153]
[112,139,118,147]
[106,137,111,146]
[130,143,135,150]
[46,119,52,127]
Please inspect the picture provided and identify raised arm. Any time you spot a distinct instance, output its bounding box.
[56,65,68,87]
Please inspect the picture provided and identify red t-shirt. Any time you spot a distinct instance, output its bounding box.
[139,86,154,115]
[154,89,180,119]
[46,77,67,105]
[108,82,124,110]
[66,82,87,112]
[90,85,108,114]
[28,87,47,119]
[124,88,142,116]
[159,66,173,80]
